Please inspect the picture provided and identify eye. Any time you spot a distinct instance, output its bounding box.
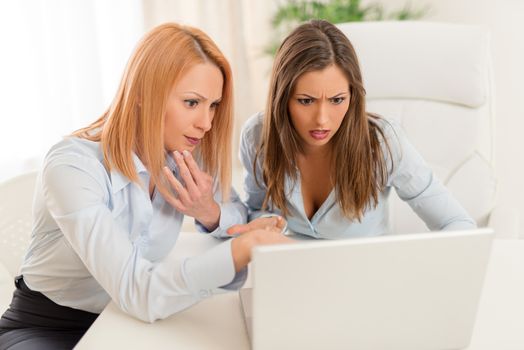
[184,99,199,108]
[210,101,220,109]
[297,98,314,106]
[330,97,346,105]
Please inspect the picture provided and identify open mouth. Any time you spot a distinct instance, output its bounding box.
[309,130,330,140]
[184,136,201,145]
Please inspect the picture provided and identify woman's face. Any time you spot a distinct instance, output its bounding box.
[164,62,223,153]
[288,64,350,153]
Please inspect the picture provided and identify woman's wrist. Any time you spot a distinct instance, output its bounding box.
[196,202,221,231]
[231,235,253,272]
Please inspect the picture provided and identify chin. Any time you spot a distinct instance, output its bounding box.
[165,143,193,153]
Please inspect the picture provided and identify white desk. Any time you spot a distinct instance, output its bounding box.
[76,235,524,350]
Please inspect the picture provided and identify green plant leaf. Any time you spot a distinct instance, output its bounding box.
[265,0,429,56]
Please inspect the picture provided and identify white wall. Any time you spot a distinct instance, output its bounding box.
[366,0,524,233]
[0,1,144,182]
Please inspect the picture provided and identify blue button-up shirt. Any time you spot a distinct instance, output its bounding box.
[21,136,246,322]
[240,112,476,239]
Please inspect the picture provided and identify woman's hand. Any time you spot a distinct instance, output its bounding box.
[159,150,220,231]
[231,226,294,272]
[227,215,287,235]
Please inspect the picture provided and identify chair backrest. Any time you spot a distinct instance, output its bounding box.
[337,21,496,233]
[0,171,38,277]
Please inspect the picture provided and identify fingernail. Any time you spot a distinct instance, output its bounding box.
[174,151,181,158]
[182,150,190,157]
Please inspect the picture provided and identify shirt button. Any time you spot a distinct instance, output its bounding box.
[199,290,210,298]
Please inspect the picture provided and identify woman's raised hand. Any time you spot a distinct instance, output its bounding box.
[160,150,220,231]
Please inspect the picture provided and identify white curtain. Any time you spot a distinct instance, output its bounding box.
[0,0,278,182]
[0,0,144,181]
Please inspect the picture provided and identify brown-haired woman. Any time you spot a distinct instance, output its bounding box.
[228,19,475,239]
[0,23,287,350]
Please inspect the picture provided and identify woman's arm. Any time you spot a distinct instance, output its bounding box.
[42,154,240,323]
[385,120,476,231]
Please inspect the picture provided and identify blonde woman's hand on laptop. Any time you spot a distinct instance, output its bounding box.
[230,226,293,272]
[227,215,287,236]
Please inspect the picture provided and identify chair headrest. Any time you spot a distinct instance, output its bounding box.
[337,21,490,108]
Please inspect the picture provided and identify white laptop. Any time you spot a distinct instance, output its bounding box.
[239,228,494,350]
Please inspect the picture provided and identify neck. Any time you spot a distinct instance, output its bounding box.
[301,143,332,159]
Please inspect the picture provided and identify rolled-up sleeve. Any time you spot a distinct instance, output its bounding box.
[384,120,476,231]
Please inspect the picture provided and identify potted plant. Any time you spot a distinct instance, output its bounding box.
[266,0,429,55]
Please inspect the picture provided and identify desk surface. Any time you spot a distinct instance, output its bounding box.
[76,237,524,350]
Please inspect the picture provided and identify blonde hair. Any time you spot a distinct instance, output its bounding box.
[73,23,233,199]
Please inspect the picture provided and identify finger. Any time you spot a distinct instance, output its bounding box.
[163,193,186,212]
[182,150,204,185]
[156,177,186,212]
[227,217,280,235]
[163,166,191,204]
[250,216,277,230]
[264,225,280,233]
[276,216,286,230]
[172,152,198,194]
[227,223,252,235]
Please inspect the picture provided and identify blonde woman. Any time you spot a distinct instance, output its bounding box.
[0,23,287,349]
[229,20,475,239]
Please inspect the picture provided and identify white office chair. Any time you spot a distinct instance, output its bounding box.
[337,21,519,238]
[0,171,38,310]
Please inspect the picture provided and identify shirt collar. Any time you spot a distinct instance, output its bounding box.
[110,152,149,194]
[110,152,180,194]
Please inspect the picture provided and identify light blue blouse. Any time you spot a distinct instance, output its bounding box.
[239,112,476,239]
[20,137,246,322]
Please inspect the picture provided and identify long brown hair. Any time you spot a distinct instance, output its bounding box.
[258,19,391,219]
[73,23,233,199]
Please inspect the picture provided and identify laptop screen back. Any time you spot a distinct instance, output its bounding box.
[245,228,493,350]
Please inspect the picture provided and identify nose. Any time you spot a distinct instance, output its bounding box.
[315,100,329,126]
[195,107,213,133]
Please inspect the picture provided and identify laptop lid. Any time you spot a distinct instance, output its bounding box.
[244,228,493,350]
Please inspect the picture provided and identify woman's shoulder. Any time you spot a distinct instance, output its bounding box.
[44,136,106,174]
[369,114,400,138]
[368,115,408,173]
[240,111,264,142]
[369,115,404,150]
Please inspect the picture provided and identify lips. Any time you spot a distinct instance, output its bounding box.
[184,136,201,145]
[309,130,330,140]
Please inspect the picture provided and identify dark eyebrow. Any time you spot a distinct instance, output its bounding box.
[296,94,317,99]
[329,92,349,98]
[295,92,349,99]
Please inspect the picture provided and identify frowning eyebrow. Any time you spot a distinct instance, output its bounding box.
[295,92,349,98]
